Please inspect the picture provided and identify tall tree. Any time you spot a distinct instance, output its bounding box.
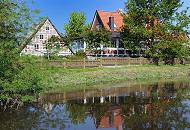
[64,12,87,45]
[121,0,190,64]
[0,0,41,106]
[0,0,33,82]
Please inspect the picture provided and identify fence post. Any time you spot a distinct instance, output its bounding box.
[128,57,131,65]
[140,57,142,65]
[83,58,86,69]
[99,59,102,67]
[115,58,117,66]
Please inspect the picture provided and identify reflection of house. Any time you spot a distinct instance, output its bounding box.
[97,107,123,130]
[21,18,72,56]
[91,9,125,56]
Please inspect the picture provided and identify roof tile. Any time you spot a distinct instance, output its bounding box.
[97,10,124,31]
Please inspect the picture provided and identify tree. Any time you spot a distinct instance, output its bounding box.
[84,29,112,55]
[45,35,63,60]
[64,12,87,45]
[85,29,111,49]
[0,0,41,107]
[121,0,190,64]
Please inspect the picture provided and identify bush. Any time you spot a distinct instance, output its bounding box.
[75,50,86,57]
[66,50,86,60]
[0,63,42,107]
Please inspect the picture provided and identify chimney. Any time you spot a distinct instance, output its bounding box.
[117,9,123,14]
[109,16,115,31]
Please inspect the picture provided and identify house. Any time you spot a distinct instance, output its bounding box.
[96,107,123,130]
[71,38,87,53]
[70,9,126,56]
[91,9,126,56]
[21,18,72,56]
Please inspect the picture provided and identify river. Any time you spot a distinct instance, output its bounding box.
[0,81,190,130]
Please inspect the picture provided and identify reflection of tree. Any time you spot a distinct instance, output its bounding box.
[0,104,40,130]
[65,100,89,124]
[38,104,69,130]
[0,104,69,130]
[0,81,189,130]
[64,82,190,130]
[65,99,111,126]
[89,103,112,128]
[122,83,190,130]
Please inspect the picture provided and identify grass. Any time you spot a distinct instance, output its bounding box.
[34,64,190,92]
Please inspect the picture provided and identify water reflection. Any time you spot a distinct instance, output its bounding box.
[0,81,190,130]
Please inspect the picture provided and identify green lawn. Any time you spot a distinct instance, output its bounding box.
[35,64,190,92]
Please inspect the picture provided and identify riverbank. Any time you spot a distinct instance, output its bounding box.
[37,64,190,92]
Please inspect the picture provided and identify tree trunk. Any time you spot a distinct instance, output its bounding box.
[152,57,159,65]
[180,58,185,65]
[164,57,175,65]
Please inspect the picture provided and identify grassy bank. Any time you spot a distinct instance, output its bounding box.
[35,64,190,92]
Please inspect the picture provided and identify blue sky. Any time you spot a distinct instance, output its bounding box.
[28,0,126,33]
[28,0,190,33]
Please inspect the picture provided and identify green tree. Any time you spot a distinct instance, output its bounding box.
[85,29,111,49]
[0,0,41,107]
[64,12,87,45]
[84,29,111,55]
[45,35,63,60]
[121,0,190,64]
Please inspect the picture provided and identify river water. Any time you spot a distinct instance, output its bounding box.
[0,81,190,130]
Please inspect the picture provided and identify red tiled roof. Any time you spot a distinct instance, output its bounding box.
[96,10,124,31]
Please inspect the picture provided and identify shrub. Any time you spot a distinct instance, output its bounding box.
[66,50,86,60]
[0,63,42,107]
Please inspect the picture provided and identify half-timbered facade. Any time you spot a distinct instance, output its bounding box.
[21,18,71,56]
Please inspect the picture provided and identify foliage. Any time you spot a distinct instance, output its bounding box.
[121,0,190,64]
[45,35,63,60]
[65,50,86,60]
[75,50,86,58]
[0,64,42,105]
[0,0,41,107]
[84,28,112,49]
[64,12,87,44]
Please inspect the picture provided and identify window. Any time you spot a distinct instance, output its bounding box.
[46,26,50,30]
[40,35,43,39]
[96,24,102,30]
[34,44,39,50]
[114,23,117,29]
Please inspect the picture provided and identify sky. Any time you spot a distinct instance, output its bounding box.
[28,0,126,33]
[27,0,190,33]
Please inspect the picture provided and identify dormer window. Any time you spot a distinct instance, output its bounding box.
[46,26,49,30]
[114,23,117,29]
[109,16,115,31]
[40,35,43,39]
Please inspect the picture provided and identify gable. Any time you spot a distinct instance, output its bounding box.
[91,12,104,30]
[22,18,61,49]
[91,10,124,32]
[32,19,60,41]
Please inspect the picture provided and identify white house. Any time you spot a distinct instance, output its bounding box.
[21,18,72,56]
[71,38,87,53]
